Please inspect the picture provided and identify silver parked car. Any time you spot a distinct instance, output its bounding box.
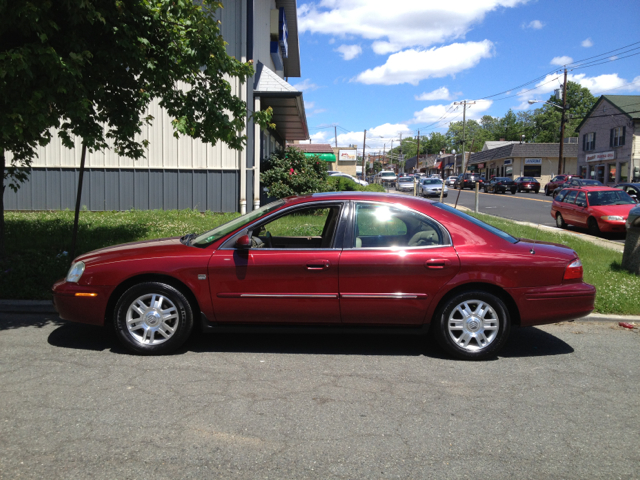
[329,172,368,187]
[419,178,448,198]
[395,176,415,192]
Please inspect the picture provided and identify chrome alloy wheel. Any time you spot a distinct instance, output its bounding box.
[447,300,499,352]
[126,293,179,346]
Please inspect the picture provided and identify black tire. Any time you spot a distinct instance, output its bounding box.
[512,189,517,194]
[556,213,566,228]
[587,217,601,237]
[545,187,550,196]
[114,282,194,355]
[433,290,511,360]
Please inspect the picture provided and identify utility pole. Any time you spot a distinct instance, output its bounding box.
[334,125,338,148]
[362,129,367,180]
[453,100,476,175]
[398,133,403,173]
[415,130,420,173]
[558,67,568,175]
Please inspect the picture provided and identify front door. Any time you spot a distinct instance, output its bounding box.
[208,204,343,324]
[339,202,460,325]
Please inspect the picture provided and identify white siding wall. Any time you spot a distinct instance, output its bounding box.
[23,1,246,172]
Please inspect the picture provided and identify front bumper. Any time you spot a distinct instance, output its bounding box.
[52,279,113,326]
[597,218,627,233]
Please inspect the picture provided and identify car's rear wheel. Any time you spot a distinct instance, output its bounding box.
[556,213,566,228]
[587,217,601,237]
[545,186,550,196]
[114,282,194,355]
[434,291,511,360]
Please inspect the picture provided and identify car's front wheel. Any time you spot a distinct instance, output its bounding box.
[433,291,511,360]
[545,186,550,196]
[587,217,601,236]
[114,282,194,355]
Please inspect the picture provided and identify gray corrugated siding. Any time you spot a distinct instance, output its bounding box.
[4,168,240,212]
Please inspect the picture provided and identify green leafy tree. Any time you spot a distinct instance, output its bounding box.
[0,0,273,257]
[261,147,330,198]
[530,82,597,142]
[445,120,492,152]
[426,132,448,154]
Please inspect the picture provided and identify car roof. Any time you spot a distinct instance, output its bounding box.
[562,186,622,192]
[282,191,439,207]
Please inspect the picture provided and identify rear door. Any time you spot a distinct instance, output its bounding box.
[339,202,460,325]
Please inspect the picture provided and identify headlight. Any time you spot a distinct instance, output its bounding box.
[600,215,624,221]
[66,261,85,283]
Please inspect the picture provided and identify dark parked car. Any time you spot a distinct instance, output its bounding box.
[544,175,581,196]
[53,192,595,360]
[552,178,603,198]
[514,176,540,193]
[614,183,640,202]
[454,173,482,190]
[483,177,517,194]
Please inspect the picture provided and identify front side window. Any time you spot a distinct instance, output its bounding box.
[353,203,446,248]
[611,126,626,147]
[583,132,596,151]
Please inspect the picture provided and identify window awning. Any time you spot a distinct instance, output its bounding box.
[254,63,309,141]
[305,153,336,162]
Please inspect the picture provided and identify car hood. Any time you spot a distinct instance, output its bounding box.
[590,204,635,216]
[76,237,190,266]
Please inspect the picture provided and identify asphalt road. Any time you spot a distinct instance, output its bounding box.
[1,313,638,479]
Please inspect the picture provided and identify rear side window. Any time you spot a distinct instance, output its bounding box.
[562,191,578,204]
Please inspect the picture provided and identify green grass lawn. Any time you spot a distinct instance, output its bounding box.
[1,208,638,315]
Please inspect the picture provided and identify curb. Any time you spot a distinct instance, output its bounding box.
[0,300,638,323]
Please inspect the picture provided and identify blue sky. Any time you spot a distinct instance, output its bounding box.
[291,0,640,151]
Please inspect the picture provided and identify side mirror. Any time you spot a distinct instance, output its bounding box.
[235,234,252,249]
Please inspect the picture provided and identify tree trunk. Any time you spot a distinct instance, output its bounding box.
[0,149,5,259]
[70,144,87,261]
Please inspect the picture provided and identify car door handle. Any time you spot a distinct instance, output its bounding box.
[425,259,451,269]
[306,260,331,270]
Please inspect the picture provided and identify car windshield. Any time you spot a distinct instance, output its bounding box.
[380,172,395,177]
[191,200,285,247]
[587,190,635,206]
[423,179,442,185]
[398,177,413,182]
[433,203,519,244]
[521,177,536,182]
[582,180,602,185]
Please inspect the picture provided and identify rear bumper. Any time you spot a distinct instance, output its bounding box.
[52,279,112,326]
[507,282,596,327]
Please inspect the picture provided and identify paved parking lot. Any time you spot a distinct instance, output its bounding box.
[1,313,638,479]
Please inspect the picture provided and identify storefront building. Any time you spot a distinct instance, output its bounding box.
[576,95,640,184]
[4,0,308,214]
[468,143,577,185]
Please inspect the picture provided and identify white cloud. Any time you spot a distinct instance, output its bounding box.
[304,101,315,109]
[523,20,545,29]
[411,100,493,125]
[292,79,319,92]
[335,44,362,60]
[582,38,594,48]
[298,0,527,55]
[329,123,412,149]
[354,41,494,86]
[515,73,640,109]
[309,131,329,143]
[551,56,573,66]
[415,87,455,101]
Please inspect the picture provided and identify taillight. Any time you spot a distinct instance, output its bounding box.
[564,258,583,281]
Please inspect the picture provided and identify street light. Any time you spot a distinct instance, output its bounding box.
[529,99,568,175]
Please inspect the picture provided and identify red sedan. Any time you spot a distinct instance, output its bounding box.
[53,192,595,360]
[551,186,637,235]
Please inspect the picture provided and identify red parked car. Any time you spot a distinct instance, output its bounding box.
[54,192,595,360]
[551,186,637,236]
[514,176,540,193]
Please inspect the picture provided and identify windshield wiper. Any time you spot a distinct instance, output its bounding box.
[180,233,198,246]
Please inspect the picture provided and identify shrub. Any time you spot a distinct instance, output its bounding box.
[260,147,330,198]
